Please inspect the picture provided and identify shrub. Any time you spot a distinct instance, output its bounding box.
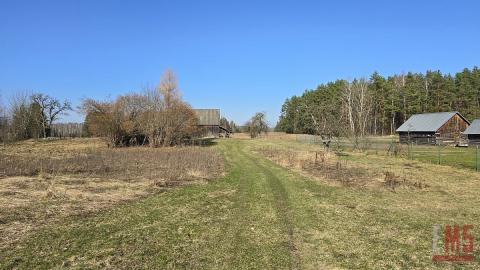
[81,69,198,147]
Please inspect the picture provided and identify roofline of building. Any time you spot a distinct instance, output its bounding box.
[396,111,470,133]
[435,112,470,133]
[452,111,471,125]
[463,119,480,134]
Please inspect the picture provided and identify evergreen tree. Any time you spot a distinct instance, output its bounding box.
[276,67,480,136]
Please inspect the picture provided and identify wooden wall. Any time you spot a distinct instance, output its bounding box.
[437,114,470,143]
[399,132,436,144]
[197,125,220,138]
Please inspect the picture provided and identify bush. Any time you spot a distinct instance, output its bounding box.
[81,69,198,147]
[246,112,268,138]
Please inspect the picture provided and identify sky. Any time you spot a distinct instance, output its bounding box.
[1,0,479,125]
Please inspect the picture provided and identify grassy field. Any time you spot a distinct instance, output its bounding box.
[0,138,224,252]
[1,137,479,269]
[292,134,480,171]
[409,144,480,170]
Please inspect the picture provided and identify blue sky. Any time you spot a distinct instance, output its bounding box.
[1,0,479,125]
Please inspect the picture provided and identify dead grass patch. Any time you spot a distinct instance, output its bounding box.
[383,171,429,191]
[0,146,223,182]
[0,138,224,250]
[252,137,480,202]
[254,145,427,190]
[255,146,372,187]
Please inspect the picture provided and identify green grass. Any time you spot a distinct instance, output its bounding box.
[410,145,480,170]
[1,139,479,269]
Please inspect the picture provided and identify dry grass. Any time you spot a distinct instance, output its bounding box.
[251,136,479,199]
[254,144,429,190]
[0,137,105,158]
[383,170,430,191]
[0,138,224,250]
[2,138,480,269]
[249,138,480,268]
[0,144,224,183]
[255,145,376,187]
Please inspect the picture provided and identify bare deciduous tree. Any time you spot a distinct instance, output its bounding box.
[82,69,198,147]
[9,92,42,140]
[159,68,181,108]
[31,94,72,138]
[0,96,8,143]
[81,98,129,147]
[246,112,268,138]
[342,79,372,148]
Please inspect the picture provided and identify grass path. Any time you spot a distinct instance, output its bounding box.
[0,140,300,269]
[1,139,478,269]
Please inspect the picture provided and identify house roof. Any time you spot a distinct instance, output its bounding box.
[463,119,480,135]
[396,111,469,132]
[194,109,220,126]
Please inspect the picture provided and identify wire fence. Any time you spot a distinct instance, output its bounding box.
[295,134,480,171]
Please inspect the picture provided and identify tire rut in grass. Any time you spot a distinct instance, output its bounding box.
[223,142,269,265]
[238,146,300,267]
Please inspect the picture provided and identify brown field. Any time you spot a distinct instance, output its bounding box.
[255,145,375,187]
[2,136,480,269]
[251,136,479,194]
[0,138,224,250]
[254,144,431,190]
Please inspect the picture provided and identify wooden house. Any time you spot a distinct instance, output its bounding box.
[463,119,480,145]
[396,112,470,145]
[193,109,230,138]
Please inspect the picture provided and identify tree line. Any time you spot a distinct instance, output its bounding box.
[51,123,84,138]
[276,67,480,139]
[220,117,241,134]
[1,69,242,146]
[0,92,71,143]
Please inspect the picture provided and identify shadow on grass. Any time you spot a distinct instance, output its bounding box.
[189,137,219,147]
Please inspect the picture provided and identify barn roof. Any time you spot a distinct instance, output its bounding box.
[194,109,220,126]
[396,111,469,132]
[463,119,480,135]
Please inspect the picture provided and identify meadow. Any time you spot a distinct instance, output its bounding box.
[292,134,480,171]
[0,138,224,252]
[0,135,479,269]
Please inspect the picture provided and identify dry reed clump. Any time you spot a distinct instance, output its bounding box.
[0,140,224,250]
[383,171,430,191]
[0,147,224,184]
[256,146,431,190]
[255,146,371,186]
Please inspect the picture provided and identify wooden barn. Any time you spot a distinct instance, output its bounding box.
[463,119,480,145]
[396,111,470,145]
[194,109,230,138]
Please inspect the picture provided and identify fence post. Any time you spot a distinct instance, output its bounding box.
[410,142,413,160]
[476,146,479,172]
[407,142,409,159]
[408,142,413,160]
[438,145,441,165]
